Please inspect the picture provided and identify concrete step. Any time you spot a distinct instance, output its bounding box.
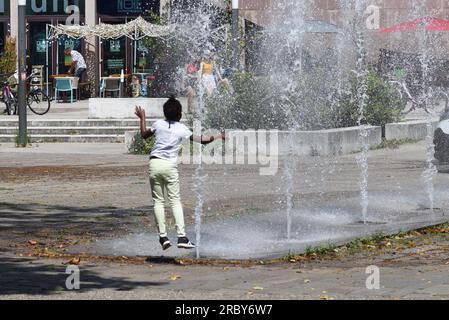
[0,127,138,135]
[0,135,124,143]
[0,118,187,143]
[0,119,161,128]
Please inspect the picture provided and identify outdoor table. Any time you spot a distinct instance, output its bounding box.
[53,76,79,88]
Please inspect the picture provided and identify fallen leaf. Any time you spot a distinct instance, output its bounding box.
[304,279,311,284]
[253,286,264,291]
[320,295,331,300]
[169,275,182,281]
[28,240,38,246]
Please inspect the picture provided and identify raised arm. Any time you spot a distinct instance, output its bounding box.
[135,106,155,139]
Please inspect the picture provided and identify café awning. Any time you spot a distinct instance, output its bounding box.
[381,17,449,33]
[47,16,176,41]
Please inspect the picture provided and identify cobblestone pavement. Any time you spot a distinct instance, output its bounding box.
[1,237,449,300]
[1,142,449,299]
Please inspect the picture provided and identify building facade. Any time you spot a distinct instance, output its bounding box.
[4,0,169,94]
[239,0,449,28]
[3,0,449,95]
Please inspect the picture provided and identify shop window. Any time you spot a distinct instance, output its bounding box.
[135,40,156,73]
[103,38,126,76]
[29,22,52,78]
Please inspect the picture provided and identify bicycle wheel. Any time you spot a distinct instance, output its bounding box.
[27,89,51,115]
[5,96,17,116]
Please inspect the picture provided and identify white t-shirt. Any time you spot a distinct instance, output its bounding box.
[150,120,193,162]
[70,50,87,71]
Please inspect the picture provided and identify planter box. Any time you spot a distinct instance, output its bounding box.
[125,125,382,157]
[385,119,439,141]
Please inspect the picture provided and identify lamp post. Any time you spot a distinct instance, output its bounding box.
[18,0,27,146]
[231,0,239,70]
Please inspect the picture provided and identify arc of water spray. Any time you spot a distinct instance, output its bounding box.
[194,83,206,259]
[354,0,370,225]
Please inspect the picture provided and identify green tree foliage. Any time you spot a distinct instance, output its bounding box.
[338,70,406,130]
[0,37,17,75]
[206,72,290,130]
[205,69,405,132]
[130,133,155,155]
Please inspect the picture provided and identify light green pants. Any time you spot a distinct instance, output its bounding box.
[149,159,186,238]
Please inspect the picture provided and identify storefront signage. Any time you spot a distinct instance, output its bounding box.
[36,40,47,53]
[27,0,85,15]
[97,0,159,16]
[107,59,125,69]
[110,40,121,53]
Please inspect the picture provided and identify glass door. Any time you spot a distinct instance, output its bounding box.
[28,21,52,80]
[102,37,126,76]
[135,39,156,74]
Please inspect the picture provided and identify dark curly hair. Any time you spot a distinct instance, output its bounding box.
[163,96,183,124]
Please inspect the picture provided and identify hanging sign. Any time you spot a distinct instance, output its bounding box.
[27,0,85,15]
[97,0,160,16]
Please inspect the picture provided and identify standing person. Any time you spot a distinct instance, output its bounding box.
[199,53,222,96]
[64,48,87,80]
[183,60,199,113]
[135,97,225,250]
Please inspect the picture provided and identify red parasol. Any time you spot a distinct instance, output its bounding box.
[381,17,449,33]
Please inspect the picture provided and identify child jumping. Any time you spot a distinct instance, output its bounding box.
[135,97,225,250]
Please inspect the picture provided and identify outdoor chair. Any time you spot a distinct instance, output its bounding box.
[54,78,78,103]
[100,78,121,98]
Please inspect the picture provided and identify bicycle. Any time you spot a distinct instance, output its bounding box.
[1,72,51,116]
[0,73,17,116]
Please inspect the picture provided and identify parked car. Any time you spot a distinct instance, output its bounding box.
[434,110,449,172]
